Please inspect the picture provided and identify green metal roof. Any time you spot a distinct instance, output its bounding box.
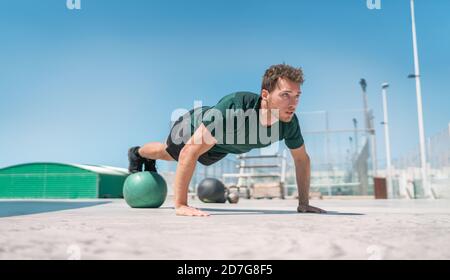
[0,162,129,199]
[0,162,129,176]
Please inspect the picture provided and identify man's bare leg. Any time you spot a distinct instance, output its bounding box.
[138,142,174,161]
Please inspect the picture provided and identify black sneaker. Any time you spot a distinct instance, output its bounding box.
[144,158,157,173]
[128,146,144,173]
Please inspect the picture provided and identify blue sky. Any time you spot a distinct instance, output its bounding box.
[0,0,449,169]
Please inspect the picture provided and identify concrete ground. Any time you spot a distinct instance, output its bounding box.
[0,198,449,260]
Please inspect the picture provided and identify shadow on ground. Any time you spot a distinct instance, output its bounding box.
[199,208,364,216]
[0,201,111,218]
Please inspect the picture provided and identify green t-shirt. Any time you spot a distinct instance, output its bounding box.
[190,91,304,154]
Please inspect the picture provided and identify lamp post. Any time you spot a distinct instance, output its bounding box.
[360,79,378,177]
[381,83,393,198]
[409,0,431,198]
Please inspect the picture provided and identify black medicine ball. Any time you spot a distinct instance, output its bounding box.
[197,178,226,203]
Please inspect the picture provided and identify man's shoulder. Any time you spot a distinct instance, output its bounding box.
[231,91,260,108]
[216,91,260,110]
[220,91,259,100]
[233,91,259,101]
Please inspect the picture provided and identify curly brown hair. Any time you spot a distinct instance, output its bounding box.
[261,63,304,92]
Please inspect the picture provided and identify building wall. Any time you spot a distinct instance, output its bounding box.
[98,174,126,198]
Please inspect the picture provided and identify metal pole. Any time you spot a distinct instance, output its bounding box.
[359,79,371,130]
[353,118,358,154]
[349,137,353,158]
[281,150,287,198]
[360,79,378,177]
[410,0,431,198]
[281,150,287,184]
[382,83,393,198]
[325,111,332,196]
[448,123,450,167]
[369,110,378,175]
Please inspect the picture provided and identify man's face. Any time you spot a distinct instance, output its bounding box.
[263,78,301,122]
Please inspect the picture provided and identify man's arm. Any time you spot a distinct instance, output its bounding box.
[174,123,216,217]
[290,145,327,214]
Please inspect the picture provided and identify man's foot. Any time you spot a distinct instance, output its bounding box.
[175,205,210,217]
[128,146,144,173]
[144,158,157,173]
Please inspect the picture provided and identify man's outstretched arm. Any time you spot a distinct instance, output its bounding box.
[290,145,327,214]
[174,123,217,217]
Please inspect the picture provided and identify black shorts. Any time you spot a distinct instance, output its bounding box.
[165,108,228,166]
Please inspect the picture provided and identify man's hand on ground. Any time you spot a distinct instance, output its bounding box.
[297,204,327,214]
[175,205,210,217]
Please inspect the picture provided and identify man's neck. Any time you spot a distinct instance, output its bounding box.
[259,99,279,127]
